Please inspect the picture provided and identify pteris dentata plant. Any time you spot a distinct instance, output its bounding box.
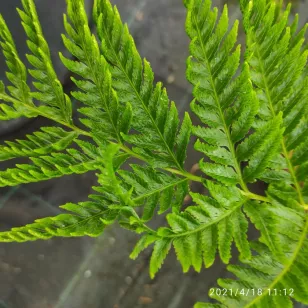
[0,0,307,307]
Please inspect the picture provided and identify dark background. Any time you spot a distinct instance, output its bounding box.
[0,1,307,307]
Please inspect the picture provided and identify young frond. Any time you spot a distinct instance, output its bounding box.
[60,0,133,144]
[18,0,73,123]
[0,15,36,120]
[186,0,283,188]
[93,0,192,169]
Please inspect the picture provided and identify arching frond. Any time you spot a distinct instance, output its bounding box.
[0,144,128,241]
[0,200,116,242]
[0,142,189,241]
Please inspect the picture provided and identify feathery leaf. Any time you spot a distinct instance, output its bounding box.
[0,127,78,161]
[93,0,192,169]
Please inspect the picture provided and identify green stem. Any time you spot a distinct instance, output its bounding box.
[165,168,203,183]
[240,191,270,203]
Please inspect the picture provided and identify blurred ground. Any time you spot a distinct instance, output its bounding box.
[0,0,308,308]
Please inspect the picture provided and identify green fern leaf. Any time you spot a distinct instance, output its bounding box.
[0,127,78,161]
[185,0,280,187]
[60,0,132,143]
[0,143,131,241]
[129,233,158,260]
[0,15,37,120]
[17,0,73,123]
[136,182,252,278]
[0,2,307,307]
[198,190,308,307]
[93,0,192,169]
[97,164,189,221]
[243,201,282,257]
[241,0,308,205]
[150,238,172,279]
[207,225,308,306]
[0,200,117,242]
[0,140,104,187]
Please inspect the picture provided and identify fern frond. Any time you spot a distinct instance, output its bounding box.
[198,204,308,307]
[60,0,193,231]
[0,200,117,242]
[241,0,308,206]
[0,15,37,120]
[59,0,132,144]
[0,1,307,307]
[0,141,189,241]
[0,143,130,241]
[130,182,252,278]
[186,0,283,187]
[93,0,192,169]
[17,0,73,123]
[0,127,78,161]
[0,140,104,187]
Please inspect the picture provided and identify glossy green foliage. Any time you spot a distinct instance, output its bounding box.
[196,203,308,307]
[241,0,308,205]
[0,140,103,187]
[186,0,284,187]
[61,0,133,144]
[0,200,111,241]
[0,0,307,307]
[0,15,36,119]
[93,0,193,169]
[18,0,73,123]
[0,127,78,161]
[0,144,126,242]
[131,182,251,278]
[113,166,189,219]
